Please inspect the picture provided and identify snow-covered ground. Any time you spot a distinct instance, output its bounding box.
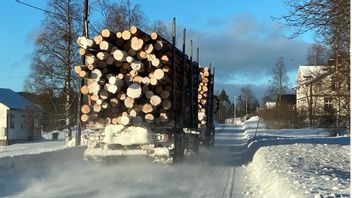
[246,143,350,198]
[0,140,64,158]
[0,127,90,159]
[240,116,351,198]
[0,116,350,197]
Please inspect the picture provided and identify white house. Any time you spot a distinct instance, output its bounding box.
[296,65,348,127]
[265,102,276,109]
[0,88,42,145]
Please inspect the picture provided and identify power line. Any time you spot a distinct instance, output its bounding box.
[15,0,57,15]
[16,0,100,37]
[15,0,84,22]
[88,21,99,34]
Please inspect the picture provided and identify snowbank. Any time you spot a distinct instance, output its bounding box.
[243,116,266,129]
[246,128,335,139]
[218,116,266,130]
[224,118,242,125]
[239,116,350,197]
[245,116,260,123]
[246,143,350,198]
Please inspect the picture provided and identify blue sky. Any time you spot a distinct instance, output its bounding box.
[0,0,314,101]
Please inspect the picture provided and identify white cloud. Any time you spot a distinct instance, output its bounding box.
[176,15,311,100]
[184,15,309,84]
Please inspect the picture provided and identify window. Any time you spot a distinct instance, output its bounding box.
[21,114,25,129]
[331,78,338,91]
[9,114,14,129]
[324,98,334,114]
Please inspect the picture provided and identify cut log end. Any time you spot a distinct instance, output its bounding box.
[120,115,130,125]
[150,32,158,40]
[122,30,131,40]
[144,113,154,123]
[150,95,161,106]
[142,103,153,113]
[81,114,89,122]
[127,83,142,99]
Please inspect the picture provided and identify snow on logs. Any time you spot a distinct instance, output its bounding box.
[75,26,193,127]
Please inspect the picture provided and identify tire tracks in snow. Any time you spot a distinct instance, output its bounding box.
[221,167,236,198]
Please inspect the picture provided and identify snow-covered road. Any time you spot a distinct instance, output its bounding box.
[0,120,349,198]
[0,125,253,198]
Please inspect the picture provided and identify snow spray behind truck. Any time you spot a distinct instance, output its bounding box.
[75,25,217,163]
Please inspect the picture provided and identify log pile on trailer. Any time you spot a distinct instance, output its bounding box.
[75,26,197,129]
[198,67,210,127]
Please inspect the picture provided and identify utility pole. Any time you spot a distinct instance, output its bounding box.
[76,0,89,146]
[233,96,236,124]
[245,94,248,115]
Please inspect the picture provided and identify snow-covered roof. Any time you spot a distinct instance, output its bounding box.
[0,88,36,110]
[296,65,333,81]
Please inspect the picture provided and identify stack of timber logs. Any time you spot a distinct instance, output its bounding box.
[76,26,191,127]
[197,67,210,127]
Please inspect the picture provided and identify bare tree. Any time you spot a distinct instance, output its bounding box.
[279,0,349,48]
[264,57,290,101]
[25,0,81,139]
[237,85,259,117]
[97,0,146,32]
[306,43,328,65]
[279,0,350,130]
[149,20,172,41]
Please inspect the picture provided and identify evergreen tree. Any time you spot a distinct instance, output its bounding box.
[215,89,232,123]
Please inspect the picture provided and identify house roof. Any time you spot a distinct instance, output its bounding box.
[297,65,334,82]
[0,88,37,110]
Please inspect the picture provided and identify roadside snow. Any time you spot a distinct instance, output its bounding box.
[246,143,350,198]
[42,130,65,140]
[0,127,93,158]
[239,116,351,198]
[0,141,64,158]
[246,128,335,138]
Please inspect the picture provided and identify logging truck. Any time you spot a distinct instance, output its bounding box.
[75,26,217,163]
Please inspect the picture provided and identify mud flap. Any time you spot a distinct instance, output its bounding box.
[173,133,185,163]
[184,134,200,160]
